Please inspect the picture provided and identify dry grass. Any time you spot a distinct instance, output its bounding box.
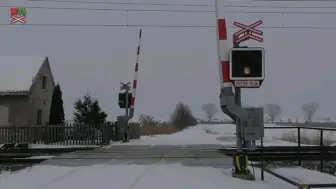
[138,114,181,136]
[140,122,180,136]
[280,131,336,146]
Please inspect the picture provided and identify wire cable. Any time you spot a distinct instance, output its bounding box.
[4,6,336,14]
[219,4,336,9]
[28,0,214,7]
[28,0,336,9]
[0,5,214,12]
[253,0,336,1]
[0,23,214,27]
[3,23,336,30]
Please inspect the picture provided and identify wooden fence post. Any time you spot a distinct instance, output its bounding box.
[44,124,49,144]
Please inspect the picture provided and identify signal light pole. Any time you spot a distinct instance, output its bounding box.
[120,82,131,142]
[232,35,248,178]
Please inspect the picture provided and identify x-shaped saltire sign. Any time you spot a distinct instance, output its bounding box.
[11,16,26,24]
[233,20,263,43]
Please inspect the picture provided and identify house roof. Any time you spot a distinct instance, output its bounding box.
[0,56,47,93]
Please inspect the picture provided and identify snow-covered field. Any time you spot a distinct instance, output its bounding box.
[1,124,336,189]
[107,124,332,147]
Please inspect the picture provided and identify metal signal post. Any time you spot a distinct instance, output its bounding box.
[232,35,243,154]
[230,24,265,180]
[120,82,131,142]
[120,82,131,117]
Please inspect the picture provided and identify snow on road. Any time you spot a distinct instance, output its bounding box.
[0,163,299,189]
[2,163,336,189]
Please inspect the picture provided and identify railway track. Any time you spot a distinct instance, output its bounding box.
[2,145,336,164]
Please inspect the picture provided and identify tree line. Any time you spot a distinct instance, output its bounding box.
[48,85,107,126]
[264,102,319,124]
[201,102,320,124]
[50,84,321,132]
[49,85,198,130]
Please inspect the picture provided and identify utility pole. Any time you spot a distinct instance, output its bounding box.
[120,82,131,142]
[216,1,265,179]
[233,35,243,154]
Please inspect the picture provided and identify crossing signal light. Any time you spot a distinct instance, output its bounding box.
[229,47,265,80]
[118,92,132,108]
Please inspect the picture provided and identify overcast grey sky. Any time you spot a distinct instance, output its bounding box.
[1,0,336,121]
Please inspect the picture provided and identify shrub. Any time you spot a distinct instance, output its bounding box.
[138,114,179,136]
[170,102,197,130]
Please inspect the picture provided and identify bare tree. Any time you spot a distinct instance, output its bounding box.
[302,102,319,124]
[202,103,218,123]
[138,114,157,127]
[265,104,282,124]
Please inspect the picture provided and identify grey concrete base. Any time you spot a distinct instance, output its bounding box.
[232,171,256,181]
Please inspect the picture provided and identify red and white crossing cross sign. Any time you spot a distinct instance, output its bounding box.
[233,20,263,43]
[10,8,27,24]
[11,16,26,24]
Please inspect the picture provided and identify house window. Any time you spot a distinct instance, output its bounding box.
[42,76,47,90]
[37,109,42,125]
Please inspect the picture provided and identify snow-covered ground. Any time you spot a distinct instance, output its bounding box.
[0,143,98,149]
[272,167,336,184]
[106,124,326,147]
[1,163,336,189]
[14,156,55,160]
[30,144,98,148]
[1,124,336,189]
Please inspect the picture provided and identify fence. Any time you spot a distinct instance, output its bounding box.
[257,126,336,188]
[0,122,141,146]
[0,123,108,146]
[263,125,336,173]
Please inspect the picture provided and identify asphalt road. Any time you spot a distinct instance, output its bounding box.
[41,144,233,169]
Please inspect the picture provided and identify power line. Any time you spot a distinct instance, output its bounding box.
[3,23,336,29]
[1,23,213,27]
[28,0,336,9]
[4,5,336,14]
[28,0,214,7]
[224,11,336,14]
[253,0,336,1]
[0,5,214,12]
[220,4,336,9]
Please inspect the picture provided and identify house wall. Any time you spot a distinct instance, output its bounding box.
[0,95,34,143]
[0,60,55,126]
[0,95,31,125]
[29,60,55,125]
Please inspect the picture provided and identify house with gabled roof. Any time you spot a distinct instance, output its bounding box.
[0,56,56,125]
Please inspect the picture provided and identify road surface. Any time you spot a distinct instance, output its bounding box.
[42,144,233,168]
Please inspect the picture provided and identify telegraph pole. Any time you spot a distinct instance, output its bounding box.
[216,0,265,179]
[120,82,131,142]
[233,35,243,154]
